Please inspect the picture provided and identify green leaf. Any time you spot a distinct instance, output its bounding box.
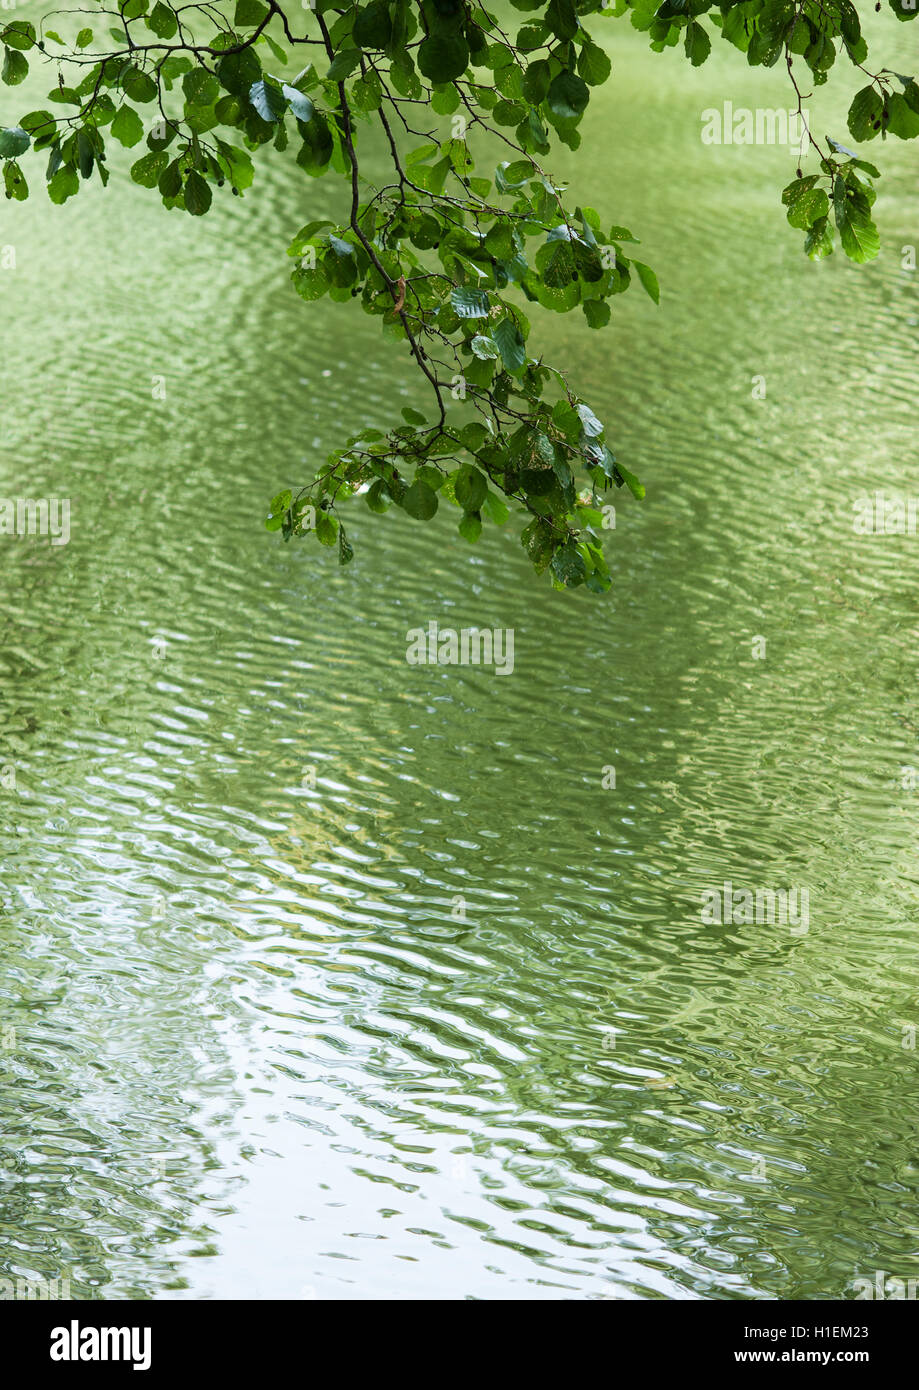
[572,237,603,282]
[76,27,93,48]
[148,3,178,38]
[296,112,333,174]
[3,157,26,199]
[20,109,55,142]
[130,149,168,187]
[615,463,645,500]
[77,128,95,179]
[493,318,526,373]
[541,240,576,286]
[684,20,711,66]
[315,510,339,546]
[804,215,834,259]
[522,59,551,105]
[833,174,879,262]
[403,479,439,519]
[185,68,220,107]
[47,164,78,203]
[326,49,361,82]
[282,84,313,122]
[784,178,829,230]
[885,91,919,139]
[495,159,532,192]
[847,86,883,142]
[111,104,145,147]
[122,67,158,103]
[582,300,611,329]
[158,158,182,198]
[901,75,919,114]
[455,465,487,511]
[2,47,28,86]
[484,491,509,525]
[45,142,62,179]
[417,33,469,84]
[450,286,490,318]
[353,0,392,49]
[521,516,555,573]
[633,261,659,304]
[576,403,604,439]
[550,541,586,586]
[458,512,482,543]
[48,86,81,107]
[217,41,262,97]
[547,70,589,121]
[0,125,29,157]
[431,83,461,114]
[459,423,488,451]
[365,479,391,513]
[1,21,35,51]
[577,40,611,87]
[215,139,254,190]
[234,0,268,25]
[249,77,286,122]
[546,0,578,42]
[184,169,212,215]
[470,334,499,359]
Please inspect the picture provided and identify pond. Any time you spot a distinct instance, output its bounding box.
[2,16,919,1299]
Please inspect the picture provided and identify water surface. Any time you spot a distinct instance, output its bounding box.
[2,19,919,1299]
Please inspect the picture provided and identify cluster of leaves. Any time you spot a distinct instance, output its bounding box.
[1,1,916,590]
[781,67,919,263]
[621,0,919,264]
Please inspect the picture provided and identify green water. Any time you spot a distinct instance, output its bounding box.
[3,19,919,1299]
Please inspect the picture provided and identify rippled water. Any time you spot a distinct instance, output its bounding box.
[3,20,919,1299]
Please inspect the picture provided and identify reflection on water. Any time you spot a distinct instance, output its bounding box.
[3,22,919,1298]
